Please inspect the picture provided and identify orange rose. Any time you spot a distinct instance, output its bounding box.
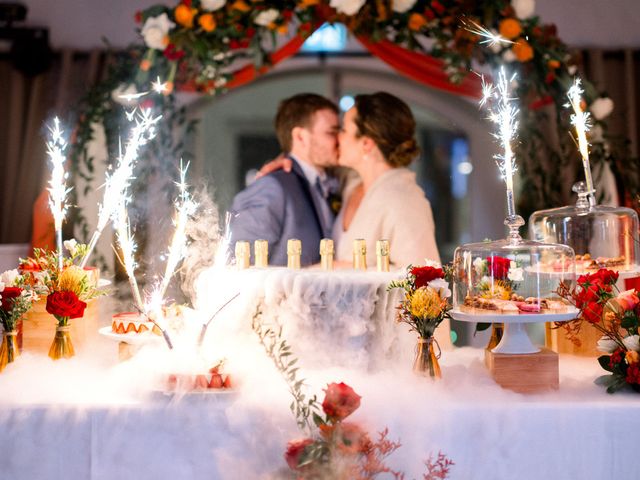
[626,350,640,365]
[140,59,151,71]
[408,13,427,31]
[547,59,560,69]
[175,4,196,28]
[335,422,369,454]
[198,13,216,32]
[499,18,522,40]
[231,0,251,12]
[512,39,534,62]
[164,81,174,95]
[277,24,289,35]
[298,0,320,6]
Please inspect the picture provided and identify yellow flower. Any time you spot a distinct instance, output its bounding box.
[198,13,216,32]
[498,18,522,40]
[57,266,88,297]
[175,4,197,28]
[626,350,640,365]
[409,287,445,319]
[480,281,512,300]
[512,39,534,62]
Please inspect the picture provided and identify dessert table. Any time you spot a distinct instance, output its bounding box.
[0,343,637,480]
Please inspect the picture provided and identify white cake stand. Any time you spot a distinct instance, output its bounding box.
[450,308,579,354]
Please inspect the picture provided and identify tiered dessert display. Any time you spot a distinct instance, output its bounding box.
[450,69,578,392]
[529,79,640,355]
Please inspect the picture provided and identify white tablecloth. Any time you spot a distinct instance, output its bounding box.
[0,346,638,480]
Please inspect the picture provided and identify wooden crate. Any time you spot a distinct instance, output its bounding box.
[545,322,601,356]
[485,347,559,393]
[21,298,100,355]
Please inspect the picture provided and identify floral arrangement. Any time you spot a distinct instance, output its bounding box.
[471,255,523,300]
[0,270,37,333]
[123,0,638,218]
[251,303,453,478]
[389,265,451,339]
[556,268,640,393]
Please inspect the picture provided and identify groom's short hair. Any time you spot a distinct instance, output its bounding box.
[275,93,338,153]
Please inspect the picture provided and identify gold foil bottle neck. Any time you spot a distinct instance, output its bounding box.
[235,241,250,270]
[376,239,390,272]
[254,239,268,268]
[319,238,334,271]
[353,238,367,270]
[287,239,301,270]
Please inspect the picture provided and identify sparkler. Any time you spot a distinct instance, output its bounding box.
[46,117,71,270]
[158,161,198,300]
[213,212,233,268]
[80,109,161,268]
[566,78,596,207]
[114,200,145,313]
[144,284,173,350]
[463,19,514,49]
[197,292,241,347]
[480,67,520,218]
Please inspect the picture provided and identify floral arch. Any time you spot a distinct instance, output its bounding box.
[69,0,639,239]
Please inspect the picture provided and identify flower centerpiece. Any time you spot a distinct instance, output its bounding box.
[556,269,640,393]
[0,270,37,371]
[19,241,104,360]
[388,264,452,378]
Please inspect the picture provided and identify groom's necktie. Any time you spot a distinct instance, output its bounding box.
[314,176,336,236]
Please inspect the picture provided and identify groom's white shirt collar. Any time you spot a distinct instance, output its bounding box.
[290,155,328,189]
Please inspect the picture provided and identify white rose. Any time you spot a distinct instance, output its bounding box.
[473,257,485,276]
[596,336,618,354]
[141,13,175,50]
[254,9,279,27]
[512,0,535,19]
[623,335,640,352]
[0,280,5,293]
[0,269,19,286]
[330,0,366,16]
[392,0,417,13]
[507,261,524,282]
[201,0,226,11]
[502,48,517,63]
[590,97,614,121]
[428,278,451,298]
[423,259,442,268]
[64,239,79,257]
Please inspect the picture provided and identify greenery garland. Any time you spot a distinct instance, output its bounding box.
[68,0,639,252]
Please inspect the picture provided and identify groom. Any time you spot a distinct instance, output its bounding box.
[228,93,340,266]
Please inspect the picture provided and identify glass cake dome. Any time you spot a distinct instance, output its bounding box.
[452,215,575,318]
[529,182,639,273]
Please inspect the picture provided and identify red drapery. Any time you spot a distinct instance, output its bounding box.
[221,23,483,100]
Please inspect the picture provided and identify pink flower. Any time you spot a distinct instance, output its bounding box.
[616,290,640,311]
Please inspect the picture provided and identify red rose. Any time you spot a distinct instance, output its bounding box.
[609,348,624,369]
[163,44,185,61]
[626,364,640,385]
[46,291,87,319]
[430,1,445,15]
[486,256,511,280]
[411,266,444,289]
[284,438,314,470]
[581,301,603,324]
[593,269,619,285]
[322,382,361,421]
[134,11,143,23]
[575,282,601,307]
[0,287,22,313]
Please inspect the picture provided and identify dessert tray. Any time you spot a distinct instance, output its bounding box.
[98,326,164,346]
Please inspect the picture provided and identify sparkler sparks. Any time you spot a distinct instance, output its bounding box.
[566,77,596,206]
[114,200,145,313]
[81,109,162,268]
[46,117,72,270]
[479,67,520,217]
[158,161,198,300]
[213,212,233,269]
[463,19,514,48]
[151,76,169,94]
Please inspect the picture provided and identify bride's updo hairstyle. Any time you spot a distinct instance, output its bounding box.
[353,92,420,167]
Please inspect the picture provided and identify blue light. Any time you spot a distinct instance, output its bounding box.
[339,95,355,112]
[301,23,347,52]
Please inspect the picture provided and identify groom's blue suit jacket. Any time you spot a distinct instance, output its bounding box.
[228,159,331,266]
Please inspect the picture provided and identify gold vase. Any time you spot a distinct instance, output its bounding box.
[413,337,441,379]
[486,323,504,350]
[0,330,20,372]
[48,325,75,360]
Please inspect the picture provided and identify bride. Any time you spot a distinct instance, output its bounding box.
[333,92,440,268]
